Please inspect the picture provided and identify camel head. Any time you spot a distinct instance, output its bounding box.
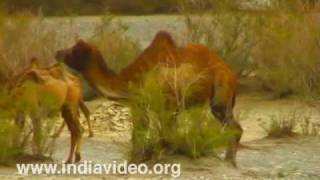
[55,40,110,73]
[55,40,123,98]
[55,40,90,71]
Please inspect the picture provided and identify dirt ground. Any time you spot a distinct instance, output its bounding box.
[1,85,320,179]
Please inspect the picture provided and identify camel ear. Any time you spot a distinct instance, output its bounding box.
[73,39,91,57]
[76,39,87,48]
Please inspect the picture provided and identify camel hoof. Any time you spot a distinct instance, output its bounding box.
[64,159,73,164]
[75,153,81,163]
[88,132,94,138]
[225,158,237,168]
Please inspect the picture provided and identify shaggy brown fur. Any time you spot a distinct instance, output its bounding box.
[9,59,92,163]
[56,31,242,167]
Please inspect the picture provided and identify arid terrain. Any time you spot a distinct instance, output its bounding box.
[0,15,320,179]
[0,86,319,179]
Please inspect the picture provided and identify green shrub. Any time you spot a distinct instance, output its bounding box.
[0,118,21,164]
[128,66,236,162]
[11,80,60,157]
[0,90,21,164]
[0,80,60,164]
[169,106,235,157]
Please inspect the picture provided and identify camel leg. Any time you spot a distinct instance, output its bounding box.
[86,117,93,138]
[210,101,242,167]
[66,133,76,164]
[224,116,243,167]
[73,106,83,163]
[210,84,243,167]
[80,101,93,137]
[61,105,81,163]
[75,125,84,163]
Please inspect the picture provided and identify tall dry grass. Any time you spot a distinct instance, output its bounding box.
[90,13,141,73]
[181,0,320,99]
[255,11,320,98]
[180,1,258,77]
[0,13,78,83]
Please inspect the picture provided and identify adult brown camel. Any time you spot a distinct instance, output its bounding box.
[55,31,243,167]
[8,59,90,163]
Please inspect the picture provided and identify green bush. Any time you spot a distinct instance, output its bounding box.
[0,118,21,164]
[0,90,21,164]
[0,80,60,164]
[12,81,60,156]
[128,66,236,162]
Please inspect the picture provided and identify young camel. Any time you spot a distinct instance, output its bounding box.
[9,59,90,163]
[56,31,243,167]
[11,59,94,138]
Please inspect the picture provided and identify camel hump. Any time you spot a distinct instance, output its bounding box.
[185,43,210,51]
[152,30,176,47]
[154,31,172,39]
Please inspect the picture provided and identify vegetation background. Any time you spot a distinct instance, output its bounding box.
[1,0,317,16]
[0,0,320,172]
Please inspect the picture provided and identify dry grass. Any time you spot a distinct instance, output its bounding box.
[261,111,301,138]
[90,13,141,73]
[180,1,258,77]
[255,11,320,98]
[180,1,320,99]
[300,117,320,136]
[0,13,78,82]
[0,13,78,163]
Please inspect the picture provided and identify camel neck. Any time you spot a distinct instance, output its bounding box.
[84,59,127,95]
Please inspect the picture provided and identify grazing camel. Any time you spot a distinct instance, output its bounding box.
[8,59,91,163]
[56,31,243,167]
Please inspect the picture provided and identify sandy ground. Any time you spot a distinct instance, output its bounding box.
[1,89,320,179]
